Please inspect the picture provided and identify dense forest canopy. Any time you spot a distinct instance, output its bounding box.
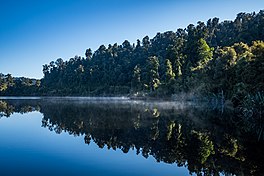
[0,10,263,104]
[1,9,264,173]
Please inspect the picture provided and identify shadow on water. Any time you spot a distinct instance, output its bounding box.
[0,97,264,175]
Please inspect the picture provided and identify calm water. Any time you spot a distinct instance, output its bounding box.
[0,97,263,176]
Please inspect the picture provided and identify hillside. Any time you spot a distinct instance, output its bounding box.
[0,10,263,105]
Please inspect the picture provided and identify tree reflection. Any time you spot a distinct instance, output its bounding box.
[0,100,14,117]
[0,98,263,175]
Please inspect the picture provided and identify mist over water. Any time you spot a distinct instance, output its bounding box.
[0,96,201,110]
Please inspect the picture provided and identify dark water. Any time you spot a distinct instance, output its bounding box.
[0,97,263,176]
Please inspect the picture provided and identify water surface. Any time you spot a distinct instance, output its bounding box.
[0,97,263,175]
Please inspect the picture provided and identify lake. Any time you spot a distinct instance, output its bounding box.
[0,97,263,176]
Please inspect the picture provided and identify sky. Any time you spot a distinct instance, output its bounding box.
[0,0,264,79]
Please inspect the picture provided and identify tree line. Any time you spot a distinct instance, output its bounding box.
[0,10,263,105]
[0,73,40,96]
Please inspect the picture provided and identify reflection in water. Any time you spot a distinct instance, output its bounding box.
[0,98,264,175]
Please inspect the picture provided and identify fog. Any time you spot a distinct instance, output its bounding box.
[0,96,203,110]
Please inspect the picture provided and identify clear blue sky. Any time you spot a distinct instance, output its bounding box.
[0,0,263,79]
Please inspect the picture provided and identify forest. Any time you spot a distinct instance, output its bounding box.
[0,10,263,107]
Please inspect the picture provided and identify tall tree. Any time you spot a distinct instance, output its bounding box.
[192,38,213,71]
[85,48,92,60]
[146,56,160,91]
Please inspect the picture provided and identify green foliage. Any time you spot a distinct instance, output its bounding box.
[165,59,175,82]
[0,100,14,117]
[132,65,141,92]
[192,38,213,71]
[189,131,215,164]
[1,10,264,173]
[0,73,41,96]
[238,92,264,140]
[145,56,160,91]
[1,10,263,104]
[219,135,239,158]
